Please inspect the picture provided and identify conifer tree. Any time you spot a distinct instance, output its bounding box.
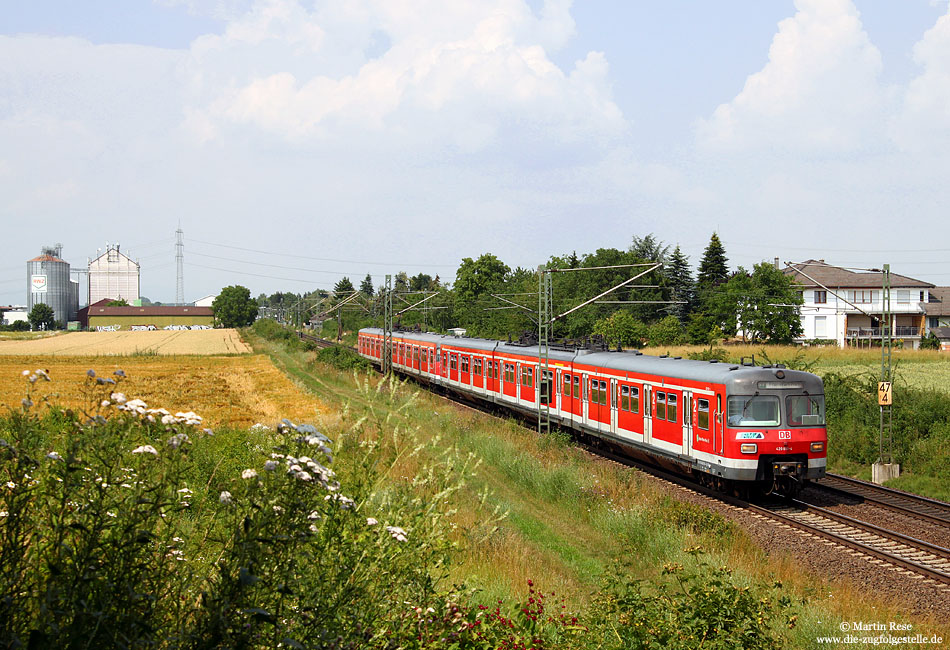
[665,245,694,323]
[696,233,729,306]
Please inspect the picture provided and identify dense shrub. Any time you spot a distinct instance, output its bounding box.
[251,318,301,349]
[315,345,372,371]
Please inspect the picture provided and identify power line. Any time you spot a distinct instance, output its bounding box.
[189,239,456,269]
[185,262,334,289]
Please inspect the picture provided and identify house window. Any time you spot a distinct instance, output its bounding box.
[814,315,827,338]
[850,290,872,304]
[897,290,910,304]
[814,290,827,304]
[921,291,927,302]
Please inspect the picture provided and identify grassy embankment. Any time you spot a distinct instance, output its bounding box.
[250,325,949,648]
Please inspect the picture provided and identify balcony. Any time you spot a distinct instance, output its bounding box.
[846,326,921,339]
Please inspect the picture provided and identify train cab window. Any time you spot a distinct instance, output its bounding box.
[621,386,630,411]
[474,358,483,376]
[667,393,678,424]
[461,356,469,373]
[727,396,780,427]
[698,399,710,430]
[562,374,571,397]
[786,395,826,427]
[656,392,666,420]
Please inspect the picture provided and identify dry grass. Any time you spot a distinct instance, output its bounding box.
[0,355,326,429]
[0,329,251,356]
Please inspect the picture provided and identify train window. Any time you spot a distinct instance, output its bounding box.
[487,361,494,379]
[461,356,469,373]
[698,399,710,430]
[414,347,419,362]
[667,393,678,423]
[727,396,780,427]
[574,375,580,398]
[600,381,608,405]
[786,395,826,427]
[504,363,514,383]
[562,374,571,397]
[442,352,447,368]
[450,355,458,370]
[474,358,483,376]
[621,386,629,411]
[630,386,639,414]
[656,392,666,420]
[521,366,534,387]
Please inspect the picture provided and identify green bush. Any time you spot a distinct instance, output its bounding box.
[251,318,301,349]
[315,345,372,371]
[588,550,798,650]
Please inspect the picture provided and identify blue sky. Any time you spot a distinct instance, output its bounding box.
[2,0,950,304]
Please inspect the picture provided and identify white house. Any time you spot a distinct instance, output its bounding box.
[194,294,217,308]
[783,261,935,349]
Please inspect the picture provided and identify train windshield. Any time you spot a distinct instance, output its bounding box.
[786,395,826,427]
[727,395,780,427]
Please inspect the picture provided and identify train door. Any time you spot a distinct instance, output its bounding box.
[682,391,693,456]
[643,385,652,444]
[714,394,723,455]
[441,350,448,379]
[610,379,618,435]
[581,373,590,426]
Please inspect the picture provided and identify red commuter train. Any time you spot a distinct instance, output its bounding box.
[358,327,827,495]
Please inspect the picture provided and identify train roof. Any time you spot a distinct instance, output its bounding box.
[359,328,823,392]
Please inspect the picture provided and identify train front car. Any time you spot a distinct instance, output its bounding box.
[722,366,827,496]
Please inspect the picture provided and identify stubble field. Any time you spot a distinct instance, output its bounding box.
[0,329,251,356]
[0,330,325,429]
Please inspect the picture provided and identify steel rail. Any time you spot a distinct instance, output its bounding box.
[817,473,950,527]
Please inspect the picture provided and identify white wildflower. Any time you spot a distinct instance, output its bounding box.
[366,517,378,526]
[4,481,15,489]
[131,445,158,456]
[106,511,117,517]
[0,511,7,518]
[308,510,321,520]
[177,487,193,495]
[288,464,302,473]
[264,460,279,471]
[219,491,233,505]
[167,433,189,449]
[46,451,62,461]
[309,524,319,533]
[101,400,110,407]
[386,526,408,542]
[273,505,284,514]
[161,414,178,425]
[241,469,258,480]
[110,392,127,404]
[29,374,38,384]
[21,369,30,376]
[295,471,313,482]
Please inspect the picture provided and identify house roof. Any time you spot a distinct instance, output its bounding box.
[924,287,950,317]
[84,306,213,317]
[931,327,950,340]
[784,260,934,289]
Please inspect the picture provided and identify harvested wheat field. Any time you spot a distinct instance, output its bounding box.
[0,355,326,429]
[0,329,251,356]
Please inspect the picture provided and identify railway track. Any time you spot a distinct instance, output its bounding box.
[815,473,950,527]
[585,445,950,589]
[297,332,349,350]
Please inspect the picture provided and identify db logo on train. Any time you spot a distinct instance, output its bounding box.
[778,430,792,440]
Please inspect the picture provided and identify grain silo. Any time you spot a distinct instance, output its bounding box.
[27,244,74,326]
[88,243,140,304]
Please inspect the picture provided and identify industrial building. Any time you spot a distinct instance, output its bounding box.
[27,245,79,326]
[78,299,214,330]
[88,243,140,304]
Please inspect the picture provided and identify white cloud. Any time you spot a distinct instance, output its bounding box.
[696,0,889,154]
[891,6,950,151]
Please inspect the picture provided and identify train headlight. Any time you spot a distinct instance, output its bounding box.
[740,443,758,454]
[810,441,825,453]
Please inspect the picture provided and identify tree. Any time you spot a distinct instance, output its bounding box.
[409,273,433,292]
[28,303,56,331]
[592,311,647,349]
[333,277,355,295]
[359,274,374,297]
[734,263,804,343]
[696,233,729,307]
[212,286,258,328]
[665,245,694,324]
[106,299,129,307]
[648,315,686,346]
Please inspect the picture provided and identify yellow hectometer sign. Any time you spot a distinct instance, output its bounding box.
[878,381,893,406]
